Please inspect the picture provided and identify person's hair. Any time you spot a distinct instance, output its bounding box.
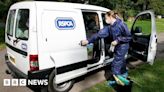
[106,11,118,19]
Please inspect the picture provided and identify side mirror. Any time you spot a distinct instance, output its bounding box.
[134,26,143,35]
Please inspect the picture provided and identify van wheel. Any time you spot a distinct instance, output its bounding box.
[48,70,74,92]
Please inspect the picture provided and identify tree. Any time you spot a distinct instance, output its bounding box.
[135,0,164,15]
[148,0,164,15]
[0,0,28,22]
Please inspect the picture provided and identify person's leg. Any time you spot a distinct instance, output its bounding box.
[108,44,131,91]
[111,44,129,75]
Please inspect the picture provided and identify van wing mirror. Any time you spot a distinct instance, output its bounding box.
[134,26,142,33]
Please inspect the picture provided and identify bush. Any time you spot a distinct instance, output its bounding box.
[0,28,5,44]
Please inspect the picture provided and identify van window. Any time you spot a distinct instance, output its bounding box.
[15,9,29,40]
[6,10,16,36]
[133,13,151,35]
[82,12,100,60]
[82,12,100,38]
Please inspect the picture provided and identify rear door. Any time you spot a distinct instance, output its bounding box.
[129,10,157,65]
[6,10,17,65]
[5,9,30,74]
[13,9,30,74]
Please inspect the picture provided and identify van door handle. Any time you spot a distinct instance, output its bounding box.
[156,39,157,43]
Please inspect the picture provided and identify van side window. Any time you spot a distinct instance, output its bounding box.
[6,10,16,36]
[15,9,29,40]
[132,13,151,35]
[82,12,100,38]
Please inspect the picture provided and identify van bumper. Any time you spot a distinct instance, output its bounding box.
[28,67,54,80]
[6,60,28,78]
[5,54,28,78]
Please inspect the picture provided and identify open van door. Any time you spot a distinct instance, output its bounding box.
[129,10,157,65]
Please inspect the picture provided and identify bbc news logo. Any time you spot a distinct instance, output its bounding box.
[3,79,48,86]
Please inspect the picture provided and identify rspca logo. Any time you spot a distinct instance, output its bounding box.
[55,17,75,30]
[21,43,27,51]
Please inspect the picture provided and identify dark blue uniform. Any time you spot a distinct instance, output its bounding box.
[88,19,131,75]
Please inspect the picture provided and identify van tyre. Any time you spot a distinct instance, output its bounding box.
[48,70,74,92]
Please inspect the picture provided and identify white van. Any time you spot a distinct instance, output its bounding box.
[5,1,157,92]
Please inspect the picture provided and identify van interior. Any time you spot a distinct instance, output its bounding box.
[129,13,152,61]
[82,12,101,63]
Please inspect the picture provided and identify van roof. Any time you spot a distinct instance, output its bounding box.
[10,1,109,12]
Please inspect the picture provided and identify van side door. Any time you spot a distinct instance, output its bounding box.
[82,11,107,70]
[41,9,88,84]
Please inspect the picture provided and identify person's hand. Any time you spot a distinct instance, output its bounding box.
[111,40,118,46]
[81,40,89,46]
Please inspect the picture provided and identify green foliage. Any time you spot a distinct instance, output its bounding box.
[0,28,5,43]
[89,0,164,19]
[136,0,164,15]
[0,0,30,21]
[0,0,11,21]
[127,9,137,17]
[0,28,5,50]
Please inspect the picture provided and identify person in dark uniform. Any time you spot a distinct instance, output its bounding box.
[81,11,132,92]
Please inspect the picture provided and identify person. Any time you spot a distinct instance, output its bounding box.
[81,11,132,92]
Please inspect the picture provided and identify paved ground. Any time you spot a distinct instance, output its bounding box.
[0,33,164,92]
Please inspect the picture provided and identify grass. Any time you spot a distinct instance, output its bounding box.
[125,18,164,33]
[0,43,6,51]
[156,19,164,32]
[85,59,164,92]
[0,28,5,50]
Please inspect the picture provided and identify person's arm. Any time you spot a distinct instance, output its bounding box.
[116,23,132,43]
[88,26,109,44]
